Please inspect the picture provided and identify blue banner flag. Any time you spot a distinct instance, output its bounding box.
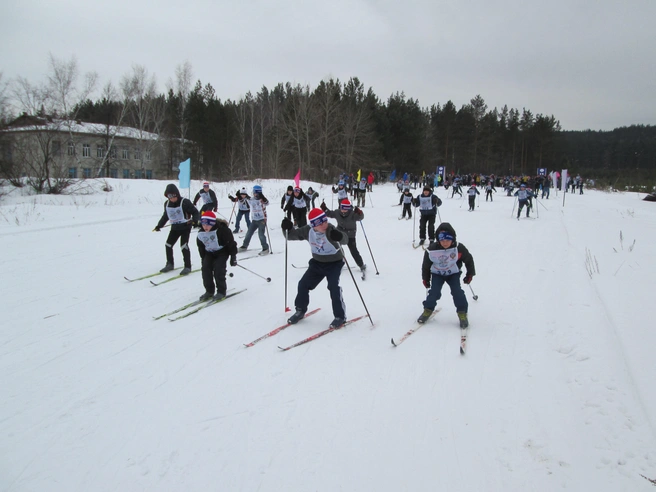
[178,158,191,189]
[389,170,396,181]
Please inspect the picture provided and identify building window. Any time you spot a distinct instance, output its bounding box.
[97,146,105,158]
[145,150,152,161]
[123,169,130,179]
[134,148,141,160]
[109,168,118,178]
[135,169,142,179]
[68,142,75,156]
[83,168,92,178]
[82,144,91,157]
[146,170,153,179]
[122,148,129,160]
[110,147,117,159]
[52,140,61,156]
[68,167,78,178]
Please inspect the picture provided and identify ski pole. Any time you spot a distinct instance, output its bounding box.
[228,199,237,225]
[510,196,518,217]
[468,284,478,301]
[412,202,417,245]
[358,222,379,275]
[284,230,290,312]
[265,221,273,254]
[339,245,374,326]
[237,264,271,282]
[368,192,374,208]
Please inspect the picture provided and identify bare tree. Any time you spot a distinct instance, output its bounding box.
[0,71,12,125]
[340,78,377,175]
[234,91,256,176]
[93,80,133,177]
[9,55,98,193]
[169,61,193,162]
[281,83,315,177]
[313,79,342,178]
[123,65,164,178]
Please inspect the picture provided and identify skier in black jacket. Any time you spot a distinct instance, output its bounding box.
[196,211,238,301]
[192,181,218,212]
[418,222,475,327]
[154,183,200,275]
[412,186,442,245]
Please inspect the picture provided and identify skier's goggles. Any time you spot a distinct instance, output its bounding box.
[200,218,216,226]
[167,194,178,199]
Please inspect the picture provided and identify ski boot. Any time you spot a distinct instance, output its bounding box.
[417,309,433,324]
[160,263,174,273]
[457,311,469,328]
[287,309,307,324]
[199,291,213,301]
[180,267,192,275]
[329,317,346,329]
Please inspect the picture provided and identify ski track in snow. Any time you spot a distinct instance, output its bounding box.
[1,179,656,491]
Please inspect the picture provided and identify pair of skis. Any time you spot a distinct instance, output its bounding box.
[243,309,370,351]
[124,268,201,286]
[390,309,468,354]
[153,289,247,321]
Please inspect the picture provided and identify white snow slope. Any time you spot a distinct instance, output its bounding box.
[1,178,655,492]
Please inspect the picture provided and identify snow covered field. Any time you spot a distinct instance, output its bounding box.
[1,178,655,491]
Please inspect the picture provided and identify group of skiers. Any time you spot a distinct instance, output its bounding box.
[153,178,477,331]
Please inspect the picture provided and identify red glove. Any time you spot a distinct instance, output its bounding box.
[463,275,473,284]
[423,279,430,289]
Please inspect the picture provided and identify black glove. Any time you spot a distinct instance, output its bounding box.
[354,208,363,216]
[281,218,294,231]
[228,195,235,200]
[463,275,473,284]
[230,257,237,267]
[153,226,161,232]
[192,221,200,229]
[423,279,430,289]
[329,229,343,241]
[320,202,328,211]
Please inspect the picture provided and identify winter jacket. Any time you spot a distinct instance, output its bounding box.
[285,223,348,263]
[156,184,200,231]
[422,222,476,284]
[196,219,238,261]
[322,205,364,239]
[193,188,218,211]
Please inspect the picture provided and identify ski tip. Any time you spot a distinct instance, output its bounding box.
[243,343,253,348]
[391,338,397,347]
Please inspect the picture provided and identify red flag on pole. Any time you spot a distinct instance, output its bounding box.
[294,168,301,188]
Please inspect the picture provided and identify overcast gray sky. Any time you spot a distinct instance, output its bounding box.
[2,0,655,130]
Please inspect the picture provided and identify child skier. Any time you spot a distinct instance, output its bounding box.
[228,188,251,233]
[154,183,200,275]
[281,208,349,328]
[399,187,413,219]
[412,186,443,246]
[514,183,536,219]
[306,186,319,209]
[485,181,497,202]
[355,177,367,207]
[320,198,366,274]
[192,181,218,213]
[281,185,294,220]
[467,183,480,211]
[284,187,309,227]
[418,222,476,327]
[239,184,270,255]
[196,211,238,301]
